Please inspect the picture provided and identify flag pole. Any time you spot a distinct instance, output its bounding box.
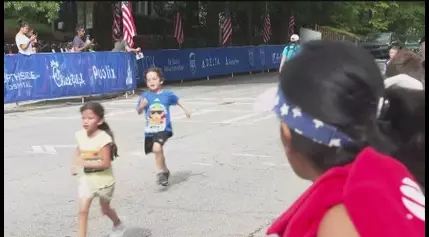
[264,1,268,73]
[289,7,294,40]
[265,1,268,46]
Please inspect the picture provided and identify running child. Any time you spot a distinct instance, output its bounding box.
[136,67,191,186]
[72,102,124,237]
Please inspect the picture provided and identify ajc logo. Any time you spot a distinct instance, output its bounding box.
[259,48,265,66]
[189,52,196,75]
[400,177,425,221]
[271,53,281,64]
[125,60,133,86]
[248,49,254,67]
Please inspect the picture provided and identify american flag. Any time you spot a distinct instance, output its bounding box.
[112,2,121,41]
[263,13,271,43]
[174,11,184,45]
[221,6,232,46]
[121,1,137,47]
[289,15,295,38]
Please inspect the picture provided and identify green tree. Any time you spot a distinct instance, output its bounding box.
[4,1,60,23]
[389,2,425,38]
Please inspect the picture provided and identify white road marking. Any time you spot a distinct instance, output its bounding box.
[107,101,253,106]
[105,109,135,117]
[51,145,76,148]
[30,145,45,153]
[181,97,255,101]
[232,153,270,158]
[29,146,57,154]
[262,162,276,167]
[127,151,145,156]
[220,113,260,124]
[27,116,236,124]
[191,162,213,166]
[25,116,80,120]
[173,109,216,120]
[28,145,75,154]
[44,146,57,154]
[246,114,275,124]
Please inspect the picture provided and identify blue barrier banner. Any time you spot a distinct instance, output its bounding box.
[4,52,137,103]
[4,46,285,103]
[138,45,284,83]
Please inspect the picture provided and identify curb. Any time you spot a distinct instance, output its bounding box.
[4,72,277,114]
[4,93,142,114]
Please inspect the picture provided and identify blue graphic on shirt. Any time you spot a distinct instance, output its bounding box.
[138,91,179,136]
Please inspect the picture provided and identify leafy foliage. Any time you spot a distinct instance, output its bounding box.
[4,1,60,23]
[4,1,424,46]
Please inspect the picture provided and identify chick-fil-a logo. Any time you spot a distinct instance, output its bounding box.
[50,60,85,88]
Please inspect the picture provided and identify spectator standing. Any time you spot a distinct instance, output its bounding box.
[279,34,301,73]
[383,46,400,75]
[419,36,425,60]
[385,48,425,87]
[15,20,36,55]
[112,36,141,53]
[26,28,38,53]
[72,26,93,52]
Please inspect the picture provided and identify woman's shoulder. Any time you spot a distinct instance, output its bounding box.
[340,147,425,236]
[318,204,360,237]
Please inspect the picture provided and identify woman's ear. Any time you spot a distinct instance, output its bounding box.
[280,122,292,153]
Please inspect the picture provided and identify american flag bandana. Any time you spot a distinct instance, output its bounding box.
[255,87,355,148]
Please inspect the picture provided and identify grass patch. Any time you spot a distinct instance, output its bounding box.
[320,26,361,41]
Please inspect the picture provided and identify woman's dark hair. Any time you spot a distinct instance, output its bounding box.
[80,102,119,159]
[76,25,84,33]
[18,19,28,28]
[381,87,425,189]
[386,49,425,83]
[145,67,165,82]
[279,40,425,189]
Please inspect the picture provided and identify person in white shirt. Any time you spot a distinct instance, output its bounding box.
[15,20,37,55]
[25,28,38,53]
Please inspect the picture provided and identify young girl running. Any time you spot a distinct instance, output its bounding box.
[137,67,191,186]
[72,102,125,237]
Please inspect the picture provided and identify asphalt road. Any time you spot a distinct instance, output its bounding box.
[4,72,310,237]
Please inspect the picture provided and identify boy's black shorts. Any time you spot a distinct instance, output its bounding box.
[144,131,173,154]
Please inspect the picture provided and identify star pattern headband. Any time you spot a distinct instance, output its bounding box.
[273,88,355,148]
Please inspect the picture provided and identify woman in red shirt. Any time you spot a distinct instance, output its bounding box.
[258,41,425,237]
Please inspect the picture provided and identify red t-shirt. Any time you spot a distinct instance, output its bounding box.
[267,147,425,237]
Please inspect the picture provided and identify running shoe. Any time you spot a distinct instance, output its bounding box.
[157,170,170,186]
[110,223,126,237]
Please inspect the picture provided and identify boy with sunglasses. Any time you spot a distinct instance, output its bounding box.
[137,67,191,186]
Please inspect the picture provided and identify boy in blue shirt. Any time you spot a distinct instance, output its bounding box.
[137,67,191,186]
